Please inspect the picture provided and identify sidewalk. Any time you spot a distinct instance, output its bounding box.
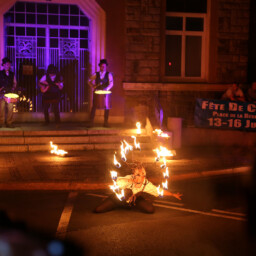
[0,146,253,190]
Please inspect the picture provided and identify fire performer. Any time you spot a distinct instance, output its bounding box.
[88,59,113,127]
[94,163,182,214]
[0,57,17,128]
[39,64,64,127]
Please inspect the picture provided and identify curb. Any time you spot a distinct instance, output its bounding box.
[0,166,250,191]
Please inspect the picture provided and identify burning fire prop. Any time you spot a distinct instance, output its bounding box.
[50,141,68,156]
[109,170,125,201]
[153,129,170,138]
[108,123,176,200]
[136,122,141,135]
[153,146,173,196]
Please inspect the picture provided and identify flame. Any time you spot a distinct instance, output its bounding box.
[153,129,170,138]
[109,180,124,201]
[123,140,133,153]
[120,142,127,161]
[163,167,169,179]
[131,136,140,150]
[110,170,117,181]
[113,153,121,168]
[153,146,174,158]
[136,122,141,135]
[162,179,168,190]
[157,185,164,197]
[160,157,166,169]
[50,141,67,156]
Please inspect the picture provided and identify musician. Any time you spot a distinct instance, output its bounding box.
[39,64,63,126]
[88,59,113,127]
[0,57,17,128]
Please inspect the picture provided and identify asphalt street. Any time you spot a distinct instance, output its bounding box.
[0,173,254,256]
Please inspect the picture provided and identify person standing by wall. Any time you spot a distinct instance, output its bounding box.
[0,57,17,128]
[88,59,113,127]
[39,64,64,127]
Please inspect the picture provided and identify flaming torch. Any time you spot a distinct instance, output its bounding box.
[131,136,141,150]
[50,141,67,156]
[136,122,141,135]
[123,140,133,153]
[160,157,166,169]
[120,142,127,162]
[109,171,125,201]
[114,153,121,168]
[153,129,170,138]
[163,167,169,179]
[157,185,164,198]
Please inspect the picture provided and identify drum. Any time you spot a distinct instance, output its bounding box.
[4,93,19,103]
[94,90,112,109]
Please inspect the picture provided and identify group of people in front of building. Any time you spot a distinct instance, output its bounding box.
[221,82,256,102]
[3,56,255,130]
[0,57,113,128]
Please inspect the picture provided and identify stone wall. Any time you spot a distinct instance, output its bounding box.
[124,0,251,127]
[217,0,250,83]
[125,0,161,82]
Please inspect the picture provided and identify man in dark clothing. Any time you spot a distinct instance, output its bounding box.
[88,59,113,127]
[0,57,17,128]
[39,64,64,126]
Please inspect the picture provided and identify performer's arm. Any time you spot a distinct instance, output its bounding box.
[164,190,183,200]
[39,75,50,93]
[88,73,97,89]
[106,72,113,91]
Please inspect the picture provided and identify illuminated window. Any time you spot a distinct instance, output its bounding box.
[165,0,208,80]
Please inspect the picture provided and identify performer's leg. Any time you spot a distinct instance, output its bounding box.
[43,102,50,124]
[0,100,5,126]
[93,195,118,213]
[104,109,109,126]
[135,196,155,214]
[6,102,14,127]
[52,102,60,123]
[89,103,96,126]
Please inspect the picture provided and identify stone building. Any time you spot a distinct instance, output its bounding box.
[0,0,252,130]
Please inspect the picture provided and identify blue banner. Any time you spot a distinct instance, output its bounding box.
[194,98,256,131]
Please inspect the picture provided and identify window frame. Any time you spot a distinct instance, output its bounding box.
[161,1,210,82]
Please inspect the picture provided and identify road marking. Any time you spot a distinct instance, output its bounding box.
[211,208,246,217]
[56,191,78,239]
[155,200,184,207]
[153,203,246,222]
[86,193,107,198]
[87,194,246,221]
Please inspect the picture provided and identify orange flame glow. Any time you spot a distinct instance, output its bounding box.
[160,157,166,169]
[113,153,121,168]
[157,185,164,197]
[131,136,141,150]
[153,146,174,159]
[153,129,170,138]
[110,170,118,180]
[136,122,141,135]
[123,140,133,154]
[163,167,169,179]
[120,141,127,162]
[50,141,68,156]
[162,179,168,190]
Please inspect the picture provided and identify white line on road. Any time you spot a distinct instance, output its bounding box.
[86,193,107,198]
[211,208,246,217]
[56,191,78,239]
[155,200,184,207]
[153,203,247,222]
[86,194,246,222]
